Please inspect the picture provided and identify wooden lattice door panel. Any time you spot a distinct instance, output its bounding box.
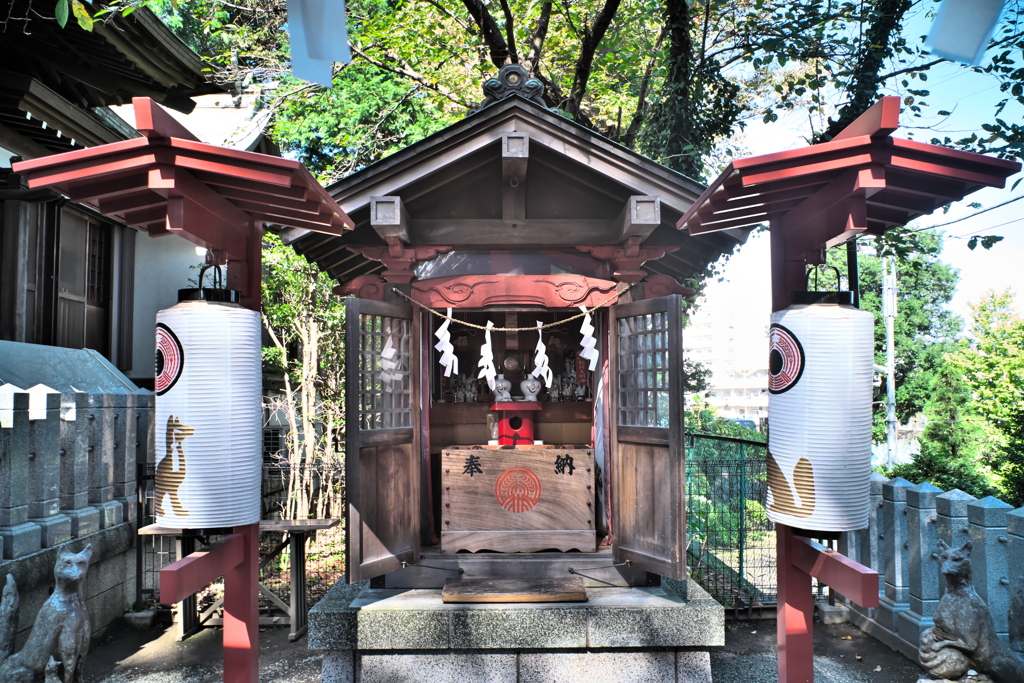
[609,294,687,580]
[345,298,420,583]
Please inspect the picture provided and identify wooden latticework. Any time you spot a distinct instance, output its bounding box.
[616,310,672,429]
[356,313,412,431]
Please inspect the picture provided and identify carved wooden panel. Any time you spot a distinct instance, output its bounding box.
[411,275,618,308]
[640,275,695,300]
[333,274,387,301]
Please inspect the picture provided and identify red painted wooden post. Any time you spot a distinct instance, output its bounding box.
[223,522,260,683]
[777,524,815,683]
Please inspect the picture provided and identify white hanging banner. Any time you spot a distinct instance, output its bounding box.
[287,0,351,86]
[530,321,553,387]
[477,321,498,391]
[578,305,599,371]
[434,308,458,378]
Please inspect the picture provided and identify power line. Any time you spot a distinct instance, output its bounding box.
[911,194,1024,233]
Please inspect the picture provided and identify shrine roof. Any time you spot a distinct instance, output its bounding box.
[1,2,224,158]
[283,95,750,287]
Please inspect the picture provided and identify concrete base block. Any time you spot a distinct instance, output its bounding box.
[520,651,675,682]
[677,651,713,683]
[29,513,71,548]
[63,506,101,537]
[118,497,136,522]
[96,500,123,529]
[876,596,910,633]
[0,521,42,559]
[897,609,934,647]
[123,611,156,630]
[817,603,850,625]
[322,651,354,683]
[360,652,516,683]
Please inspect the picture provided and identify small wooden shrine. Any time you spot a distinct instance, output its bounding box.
[284,65,748,587]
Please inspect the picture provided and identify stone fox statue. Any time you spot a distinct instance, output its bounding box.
[920,540,1024,682]
[155,415,194,517]
[0,544,93,682]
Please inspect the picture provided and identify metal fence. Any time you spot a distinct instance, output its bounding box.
[686,432,777,611]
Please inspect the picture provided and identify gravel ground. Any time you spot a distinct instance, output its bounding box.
[712,618,926,683]
[84,614,926,682]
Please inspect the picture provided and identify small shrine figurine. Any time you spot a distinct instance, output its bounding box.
[494,374,513,402]
[520,376,542,401]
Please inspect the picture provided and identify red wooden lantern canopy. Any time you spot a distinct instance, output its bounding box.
[678,97,1021,311]
[13,97,354,308]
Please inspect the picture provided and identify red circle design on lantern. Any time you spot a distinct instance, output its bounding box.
[494,467,542,513]
[155,323,184,396]
[768,323,804,394]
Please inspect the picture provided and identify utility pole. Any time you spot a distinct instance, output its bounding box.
[882,255,898,468]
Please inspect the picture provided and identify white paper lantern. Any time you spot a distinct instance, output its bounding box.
[766,302,874,532]
[154,296,262,528]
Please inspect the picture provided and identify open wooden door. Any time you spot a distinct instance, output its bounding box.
[345,298,420,583]
[609,294,687,580]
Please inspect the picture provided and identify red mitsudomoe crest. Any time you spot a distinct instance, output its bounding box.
[768,323,804,394]
[495,467,541,513]
[155,323,184,395]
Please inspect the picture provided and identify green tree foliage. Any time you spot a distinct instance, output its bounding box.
[827,231,961,435]
[952,289,1024,504]
[887,363,995,499]
[262,234,347,516]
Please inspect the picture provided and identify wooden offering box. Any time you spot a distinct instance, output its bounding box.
[441,446,596,553]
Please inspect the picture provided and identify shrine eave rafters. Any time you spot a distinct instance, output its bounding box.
[12,98,353,258]
[677,97,1021,246]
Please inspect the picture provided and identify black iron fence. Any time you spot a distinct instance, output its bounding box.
[686,432,777,611]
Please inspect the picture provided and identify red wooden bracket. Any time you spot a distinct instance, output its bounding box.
[777,524,880,683]
[791,535,879,608]
[160,533,244,604]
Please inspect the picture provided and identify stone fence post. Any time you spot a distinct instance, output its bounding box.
[60,392,100,537]
[26,392,71,549]
[968,496,1014,646]
[935,489,975,600]
[86,394,125,529]
[0,393,41,558]
[897,481,941,646]
[878,477,913,632]
[843,471,887,620]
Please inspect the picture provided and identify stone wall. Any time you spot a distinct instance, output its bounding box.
[0,390,154,642]
[838,473,1024,660]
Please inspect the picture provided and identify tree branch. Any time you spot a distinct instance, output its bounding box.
[525,1,553,71]
[351,43,475,108]
[499,0,519,63]
[565,0,622,119]
[622,26,666,149]
[460,0,510,68]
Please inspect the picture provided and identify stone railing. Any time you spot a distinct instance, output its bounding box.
[837,473,1024,659]
[0,391,154,560]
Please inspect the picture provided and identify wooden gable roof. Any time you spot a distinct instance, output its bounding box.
[282,95,750,287]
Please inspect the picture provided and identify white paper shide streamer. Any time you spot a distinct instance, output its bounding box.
[154,300,261,528]
[578,305,599,371]
[766,303,874,532]
[435,308,458,378]
[379,329,400,392]
[530,321,553,387]
[477,321,498,391]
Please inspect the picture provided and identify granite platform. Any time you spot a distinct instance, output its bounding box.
[308,577,724,682]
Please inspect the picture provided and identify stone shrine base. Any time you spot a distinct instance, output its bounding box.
[308,578,724,682]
